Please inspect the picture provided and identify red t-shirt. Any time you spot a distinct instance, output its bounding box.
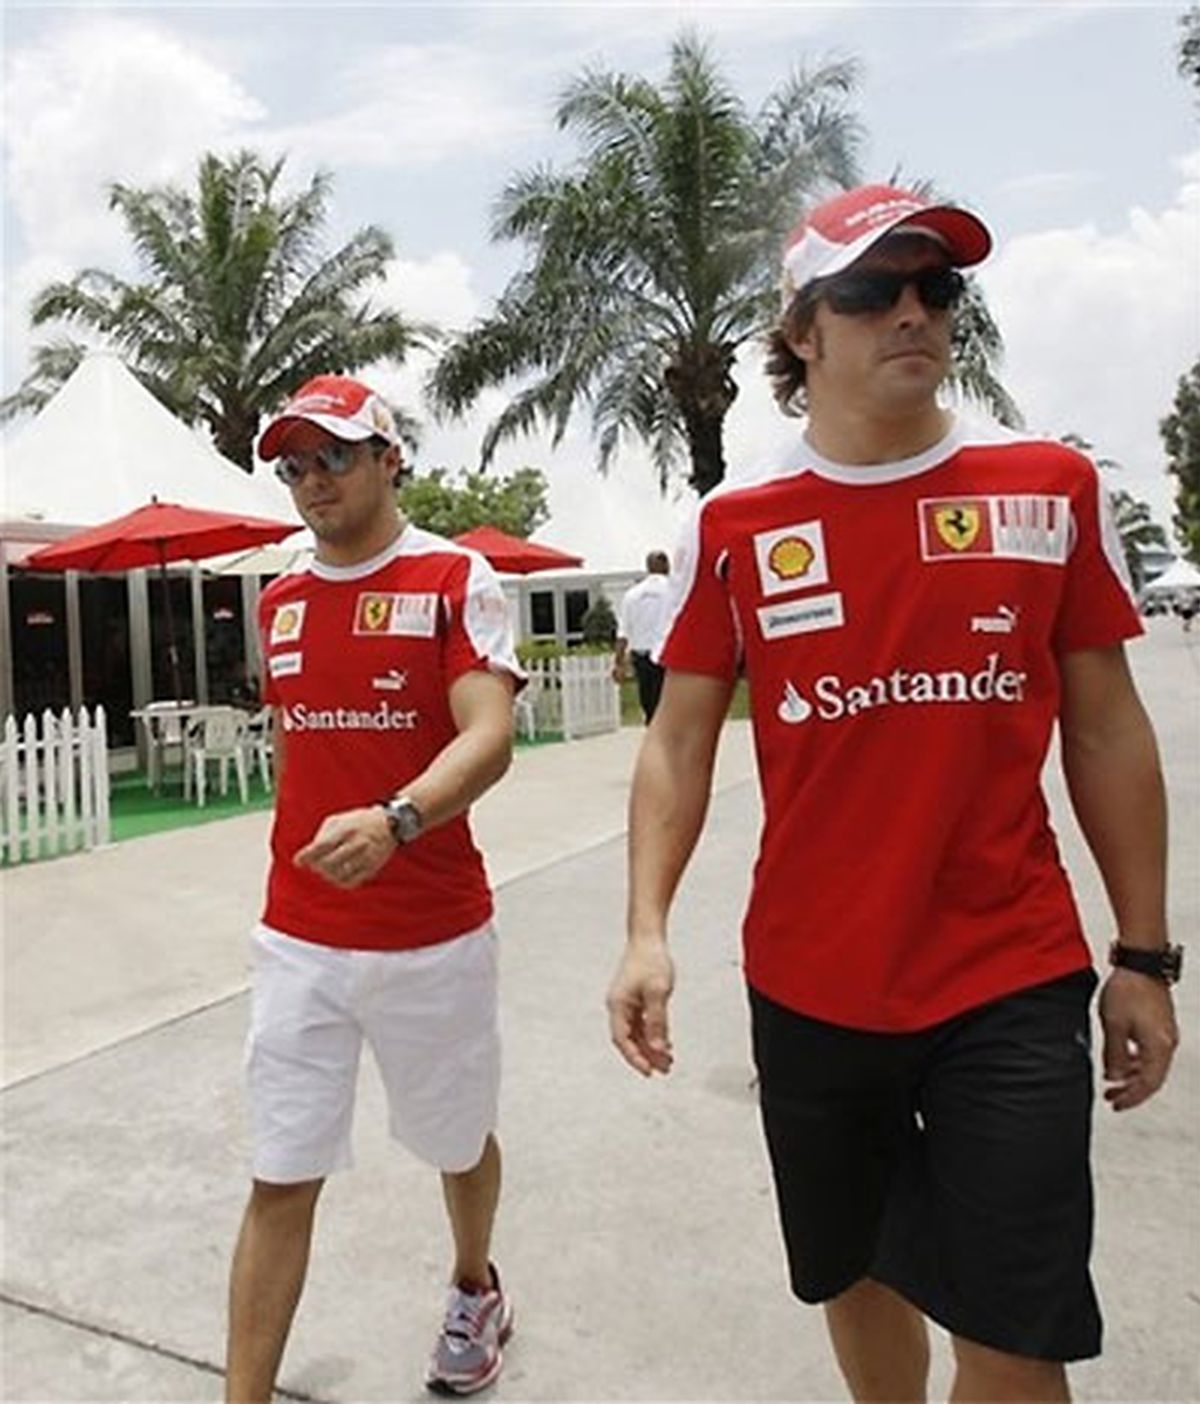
[659,418,1142,1031]
[258,526,523,951]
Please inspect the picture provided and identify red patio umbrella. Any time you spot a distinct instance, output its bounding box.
[453,525,583,575]
[26,498,296,703]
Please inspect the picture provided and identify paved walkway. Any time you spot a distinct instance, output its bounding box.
[3,619,1197,1401]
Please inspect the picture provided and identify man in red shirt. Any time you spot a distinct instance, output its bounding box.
[225,375,523,1401]
[607,185,1182,1401]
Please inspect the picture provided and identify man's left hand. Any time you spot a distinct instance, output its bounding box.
[294,806,396,889]
[1098,968,1179,1111]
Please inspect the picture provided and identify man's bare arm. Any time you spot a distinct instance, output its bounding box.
[294,669,515,888]
[608,671,734,1075]
[1059,644,1178,1110]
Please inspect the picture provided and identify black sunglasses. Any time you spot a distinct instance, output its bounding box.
[821,266,966,317]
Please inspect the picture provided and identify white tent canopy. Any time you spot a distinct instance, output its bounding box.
[208,527,315,576]
[1143,557,1200,593]
[1,349,298,531]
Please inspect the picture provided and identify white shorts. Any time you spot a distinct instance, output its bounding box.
[245,921,500,1182]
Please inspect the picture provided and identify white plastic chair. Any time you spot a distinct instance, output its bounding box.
[244,706,273,791]
[139,700,194,789]
[185,707,249,807]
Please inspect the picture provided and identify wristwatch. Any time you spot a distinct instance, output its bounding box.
[1108,941,1184,985]
[378,793,423,845]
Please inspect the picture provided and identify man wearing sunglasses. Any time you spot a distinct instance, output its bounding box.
[608,185,1179,1400]
[226,375,524,1401]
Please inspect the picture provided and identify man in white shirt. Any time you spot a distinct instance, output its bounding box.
[613,551,671,722]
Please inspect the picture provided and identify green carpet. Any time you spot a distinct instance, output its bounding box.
[108,767,275,842]
[107,728,566,845]
[6,727,591,865]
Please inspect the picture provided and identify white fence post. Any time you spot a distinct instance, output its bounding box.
[42,709,61,858]
[0,706,111,865]
[93,706,112,845]
[3,716,19,864]
[21,713,39,862]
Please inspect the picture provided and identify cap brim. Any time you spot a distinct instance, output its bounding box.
[896,206,992,268]
[258,412,377,461]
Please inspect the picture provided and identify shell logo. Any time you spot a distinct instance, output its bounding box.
[768,536,815,581]
[275,607,300,637]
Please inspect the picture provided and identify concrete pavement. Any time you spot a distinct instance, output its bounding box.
[2,618,1197,1402]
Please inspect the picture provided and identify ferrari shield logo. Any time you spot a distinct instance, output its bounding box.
[355,593,394,633]
[934,505,982,552]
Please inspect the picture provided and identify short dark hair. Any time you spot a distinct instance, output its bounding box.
[764,286,820,416]
[365,434,409,489]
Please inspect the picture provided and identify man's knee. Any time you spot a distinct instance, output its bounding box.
[246,1177,324,1223]
[951,1335,1069,1402]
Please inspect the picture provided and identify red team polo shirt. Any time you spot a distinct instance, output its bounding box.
[659,418,1142,1032]
[258,527,523,951]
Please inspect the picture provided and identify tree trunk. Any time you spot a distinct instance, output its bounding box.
[682,407,728,496]
[214,403,260,473]
[665,340,739,496]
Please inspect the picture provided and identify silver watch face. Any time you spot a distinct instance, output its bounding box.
[386,798,422,843]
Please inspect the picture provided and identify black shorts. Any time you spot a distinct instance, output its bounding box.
[750,969,1101,1361]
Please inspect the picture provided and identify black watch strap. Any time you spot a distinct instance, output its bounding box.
[1108,941,1183,985]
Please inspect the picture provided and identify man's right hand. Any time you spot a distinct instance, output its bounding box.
[606,939,675,1076]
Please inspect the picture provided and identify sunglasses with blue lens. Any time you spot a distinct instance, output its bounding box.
[822,266,966,317]
[274,440,360,487]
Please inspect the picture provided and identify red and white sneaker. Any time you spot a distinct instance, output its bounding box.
[425,1264,514,1396]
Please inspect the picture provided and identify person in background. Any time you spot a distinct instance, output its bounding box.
[612,550,672,722]
[225,374,523,1402]
[607,184,1181,1402]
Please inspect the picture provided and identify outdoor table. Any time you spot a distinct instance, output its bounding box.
[129,701,206,791]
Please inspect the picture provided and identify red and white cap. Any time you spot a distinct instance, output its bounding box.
[258,374,399,460]
[781,183,992,303]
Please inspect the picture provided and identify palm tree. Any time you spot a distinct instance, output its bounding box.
[429,34,864,496]
[945,279,1023,428]
[1108,489,1168,592]
[1060,433,1167,589]
[1,150,424,469]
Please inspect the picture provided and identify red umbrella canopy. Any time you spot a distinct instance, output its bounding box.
[453,525,583,575]
[25,500,296,573]
[26,500,297,706]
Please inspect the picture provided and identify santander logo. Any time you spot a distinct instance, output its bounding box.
[281,702,419,732]
[779,651,1028,725]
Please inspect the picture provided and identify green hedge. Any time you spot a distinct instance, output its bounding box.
[515,639,615,663]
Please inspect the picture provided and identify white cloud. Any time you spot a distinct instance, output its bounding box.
[981,149,1200,529]
[376,251,480,329]
[3,15,264,388]
[263,44,542,170]
[997,171,1097,198]
[950,4,1101,55]
[4,16,263,265]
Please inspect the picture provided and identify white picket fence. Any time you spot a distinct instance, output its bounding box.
[1,707,112,864]
[523,652,622,740]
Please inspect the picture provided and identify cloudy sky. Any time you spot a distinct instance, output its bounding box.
[4,2,1197,567]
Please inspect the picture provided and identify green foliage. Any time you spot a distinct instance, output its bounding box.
[1,150,424,469]
[515,638,614,662]
[401,466,550,538]
[429,32,864,495]
[1108,489,1169,591]
[1179,6,1200,94]
[1061,432,1169,587]
[580,593,618,643]
[1160,360,1200,565]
